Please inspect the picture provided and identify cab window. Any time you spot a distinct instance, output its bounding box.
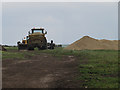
[33,30,43,33]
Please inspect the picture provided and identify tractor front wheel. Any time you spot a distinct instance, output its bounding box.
[27,45,34,50]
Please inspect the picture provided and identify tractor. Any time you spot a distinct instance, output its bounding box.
[17,27,55,50]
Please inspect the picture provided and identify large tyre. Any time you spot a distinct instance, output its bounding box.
[28,48,34,50]
[42,46,47,49]
[50,40,54,49]
[18,44,27,50]
[38,46,47,50]
[27,45,34,50]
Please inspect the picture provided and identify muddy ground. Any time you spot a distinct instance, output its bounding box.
[2,52,81,88]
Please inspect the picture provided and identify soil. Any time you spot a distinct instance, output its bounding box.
[65,36,119,50]
[2,53,81,88]
[0,45,7,51]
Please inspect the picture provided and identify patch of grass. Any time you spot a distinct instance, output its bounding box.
[2,47,36,59]
[4,46,18,50]
[2,51,25,59]
[78,50,118,88]
[35,47,88,58]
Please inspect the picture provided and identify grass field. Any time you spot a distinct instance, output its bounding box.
[2,47,119,88]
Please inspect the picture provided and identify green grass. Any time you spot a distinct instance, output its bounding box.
[2,46,35,59]
[4,46,18,50]
[2,51,25,59]
[2,46,119,88]
[35,47,89,58]
[78,50,119,88]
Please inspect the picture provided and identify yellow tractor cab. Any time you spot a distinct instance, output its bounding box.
[30,28,47,36]
[32,27,44,33]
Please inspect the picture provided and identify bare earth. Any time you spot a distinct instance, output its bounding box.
[2,53,81,88]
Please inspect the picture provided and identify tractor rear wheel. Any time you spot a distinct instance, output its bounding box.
[18,44,27,50]
[38,46,47,50]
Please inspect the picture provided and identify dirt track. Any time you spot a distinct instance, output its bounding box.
[2,53,81,88]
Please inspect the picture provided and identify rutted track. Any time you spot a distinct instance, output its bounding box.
[2,53,81,88]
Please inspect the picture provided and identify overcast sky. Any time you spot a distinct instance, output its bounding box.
[2,2,118,45]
